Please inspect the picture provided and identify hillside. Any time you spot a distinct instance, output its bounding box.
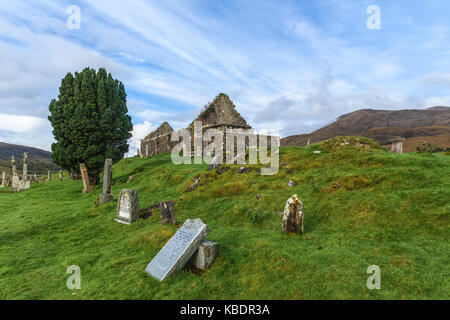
[0,141,448,299]
[0,142,60,174]
[281,107,450,152]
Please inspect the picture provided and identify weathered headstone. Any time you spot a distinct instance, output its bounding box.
[34,173,37,181]
[282,194,304,235]
[306,138,311,147]
[22,152,28,181]
[391,141,403,154]
[1,171,5,188]
[146,218,210,281]
[79,163,92,193]
[48,170,51,181]
[59,171,63,181]
[160,201,176,225]
[114,189,139,224]
[99,158,114,205]
[189,240,218,270]
[11,156,20,192]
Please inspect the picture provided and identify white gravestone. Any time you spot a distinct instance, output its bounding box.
[114,189,139,224]
[146,218,210,281]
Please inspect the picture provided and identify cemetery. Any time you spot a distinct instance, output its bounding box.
[0,140,449,299]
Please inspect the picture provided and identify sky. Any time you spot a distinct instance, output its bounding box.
[0,0,450,155]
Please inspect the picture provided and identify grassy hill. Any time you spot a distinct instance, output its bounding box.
[0,142,60,175]
[0,139,449,299]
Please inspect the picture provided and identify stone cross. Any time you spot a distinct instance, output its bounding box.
[23,152,28,181]
[282,194,304,235]
[114,189,139,224]
[48,170,51,181]
[79,163,92,193]
[99,158,114,205]
[146,218,210,281]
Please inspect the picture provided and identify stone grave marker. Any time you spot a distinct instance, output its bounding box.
[391,141,403,154]
[114,189,139,224]
[59,171,63,181]
[282,194,304,235]
[146,218,210,281]
[11,156,20,192]
[48,170,51,181]
[99,158,114,205]
[189,240,218,270]
[79,163,92,193]
[160,201,176,225]
[1,171,5,188]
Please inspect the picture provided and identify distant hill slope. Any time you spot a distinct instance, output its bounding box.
[0,142,60,174]
[281,106,450,152]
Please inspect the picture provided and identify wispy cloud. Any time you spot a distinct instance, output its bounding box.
[0,0,449,154]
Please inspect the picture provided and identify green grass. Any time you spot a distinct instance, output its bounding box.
[0,143,449,299]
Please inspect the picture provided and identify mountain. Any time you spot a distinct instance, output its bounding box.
[0,142,60,175]
[281,106,450,152]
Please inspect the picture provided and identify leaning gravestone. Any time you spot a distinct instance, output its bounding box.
[99,158,114,205]
[79,163,92,193]
[146,218,210,281]
[114,189,139,224]
[282,194,304,235]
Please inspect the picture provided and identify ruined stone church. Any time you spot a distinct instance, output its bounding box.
[140,93,251,158]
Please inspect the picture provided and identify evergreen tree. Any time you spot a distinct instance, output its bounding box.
[48,67,133,185]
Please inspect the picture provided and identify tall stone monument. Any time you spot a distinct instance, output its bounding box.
[22,152,28,181]
[99,158,114,205]
[11,156,20,192]
[114,189,139,224]
[79,163,93,193]
[282,194,304,235]
[146,218,210,281]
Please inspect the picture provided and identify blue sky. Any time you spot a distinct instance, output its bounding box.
[0,0,449,154]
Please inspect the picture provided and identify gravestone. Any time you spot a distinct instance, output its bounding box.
[79,163,92,193]
[282,194,304,235]
[48,170,51,181]
[1,171,5,188]
[306,138,311,147]
[114,189,139,224]
[59,171,63,181]
[11,156,20,192]
[34,173,37,181]
[189,240,218,270]
[146,218,210,281]
[99,158,114,205]
[160,201,176,225]
[23,152,28,181]
[391,141,403,154]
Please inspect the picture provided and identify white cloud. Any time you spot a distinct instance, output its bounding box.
[0,113,49,133]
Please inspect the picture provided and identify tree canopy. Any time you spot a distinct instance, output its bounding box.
[48,67,133,184]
